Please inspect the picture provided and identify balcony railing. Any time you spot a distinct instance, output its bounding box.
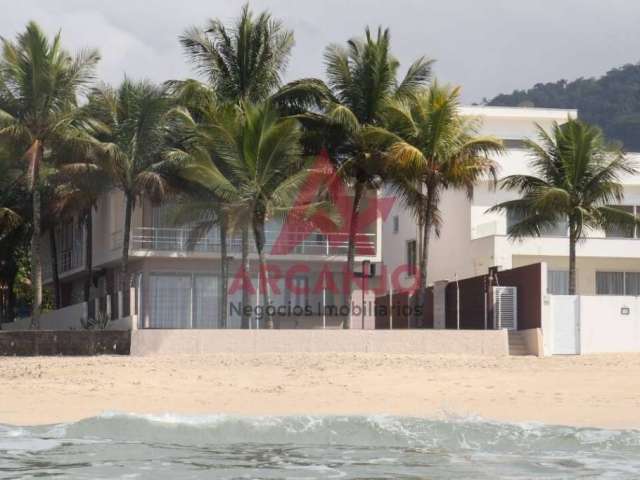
[130,227,377,257]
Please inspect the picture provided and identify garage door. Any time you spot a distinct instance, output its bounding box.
[551,295,579,354]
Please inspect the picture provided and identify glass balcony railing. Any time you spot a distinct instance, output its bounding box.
[130,227,377,257]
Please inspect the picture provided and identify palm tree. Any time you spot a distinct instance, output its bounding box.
[87,79,174,291]
[300,27,432,327]
[53,159,109,303]
[489,119,639,294]
[180,3,293,105]
[383,83,503,298]
[181,101,309,329]
[179,4,310,327]
[166,79,240,328]
[0,22,99,327]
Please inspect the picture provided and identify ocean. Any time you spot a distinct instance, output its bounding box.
[1,413,639,479]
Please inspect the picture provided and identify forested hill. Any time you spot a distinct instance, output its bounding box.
[488,63,640,151]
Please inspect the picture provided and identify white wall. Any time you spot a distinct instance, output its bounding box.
[580,296,640,354]
[544,294,640,355]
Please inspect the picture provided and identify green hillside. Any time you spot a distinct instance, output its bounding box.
[488,63,640,151]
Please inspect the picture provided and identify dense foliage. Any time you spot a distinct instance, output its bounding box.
[488,63,640,151]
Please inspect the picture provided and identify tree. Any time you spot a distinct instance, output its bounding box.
[0,21,99,327]
[489,119,639,294]
[488,62,640,151]
[180,3,293,105]
[179,4,310,327]
[53,159,110,303]
[303,27,432,327]
[87,79,174,291]
[383,83,502,301]
[166,79,241,328]
[181,101,309,328]
[0,142,29,321]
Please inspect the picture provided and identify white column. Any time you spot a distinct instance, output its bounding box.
[433,280,448,329]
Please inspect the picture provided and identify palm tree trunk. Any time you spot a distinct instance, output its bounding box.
[413,188,434,328]
[241,225,251,329]
[344,180,365,329]
[252,216,272,329]
[120,194,134,292]
[26,140,43,329]
[30,188,42,329]
[219,215,229,328]
[83,208,93,303]
[48,228,61,309]
[569,220,577,295]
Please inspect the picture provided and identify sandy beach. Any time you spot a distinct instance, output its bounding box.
[1,353,640,429]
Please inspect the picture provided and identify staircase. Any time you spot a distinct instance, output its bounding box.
[508,331,529,356]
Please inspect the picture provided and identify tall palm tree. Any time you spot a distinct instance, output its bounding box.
[0,21,99,327]
[166,79,240,328]
[489,119,639,294]
[87,79,174,291]
[180,3,293,105]
[53,159,109,303]
[179,4,313,326]
[383,83,503,298]
[181,101,309,329]
[300,27,432,327]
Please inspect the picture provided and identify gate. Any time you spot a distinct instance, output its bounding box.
[551,295,580,354]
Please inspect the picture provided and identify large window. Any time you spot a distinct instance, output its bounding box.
[596,271,640,296]
[506,209,567,237]
[148,273,221,328]
[193,276,219,328]
[406,240,417,276]
[604,205,637,238]
[148,274,192,328]
[548,270,570,294]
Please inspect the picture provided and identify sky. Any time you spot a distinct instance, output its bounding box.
[1,0,640,104]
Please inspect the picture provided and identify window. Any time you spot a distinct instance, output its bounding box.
[148,274,192,328]
[548,270,570,294]
[595,271,640,296]
[193,275,219,328]
[406,240,417,276]
[506,208,567,237]
[502,139,527,149]
[605,206,636,238]
[392,215,399,234]
[286,276,309,308]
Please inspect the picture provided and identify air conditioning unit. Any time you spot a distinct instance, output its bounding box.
[493,286,517,330]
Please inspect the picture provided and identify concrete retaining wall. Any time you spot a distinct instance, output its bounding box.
[131,329,509,356]
[0,331,131,356]
[2,310,133,331]
[520,328,544,356]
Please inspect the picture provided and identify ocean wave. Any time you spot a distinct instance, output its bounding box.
[1,415,639,479]
[24,412,640,450]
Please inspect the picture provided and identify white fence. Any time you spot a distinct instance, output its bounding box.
[546,295,640,355]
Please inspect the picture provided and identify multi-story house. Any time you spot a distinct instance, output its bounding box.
[42,188,382,329]
[383,106,640,296]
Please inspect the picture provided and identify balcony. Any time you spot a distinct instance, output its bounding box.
[129,227,377,258]
[471,220,640,260]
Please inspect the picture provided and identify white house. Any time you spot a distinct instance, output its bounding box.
[40,189,382,330]
[382,106,640,297]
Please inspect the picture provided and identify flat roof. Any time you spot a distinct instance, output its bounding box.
[460,105,578,120]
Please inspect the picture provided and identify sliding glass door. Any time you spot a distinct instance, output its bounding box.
[148,273,220,328]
